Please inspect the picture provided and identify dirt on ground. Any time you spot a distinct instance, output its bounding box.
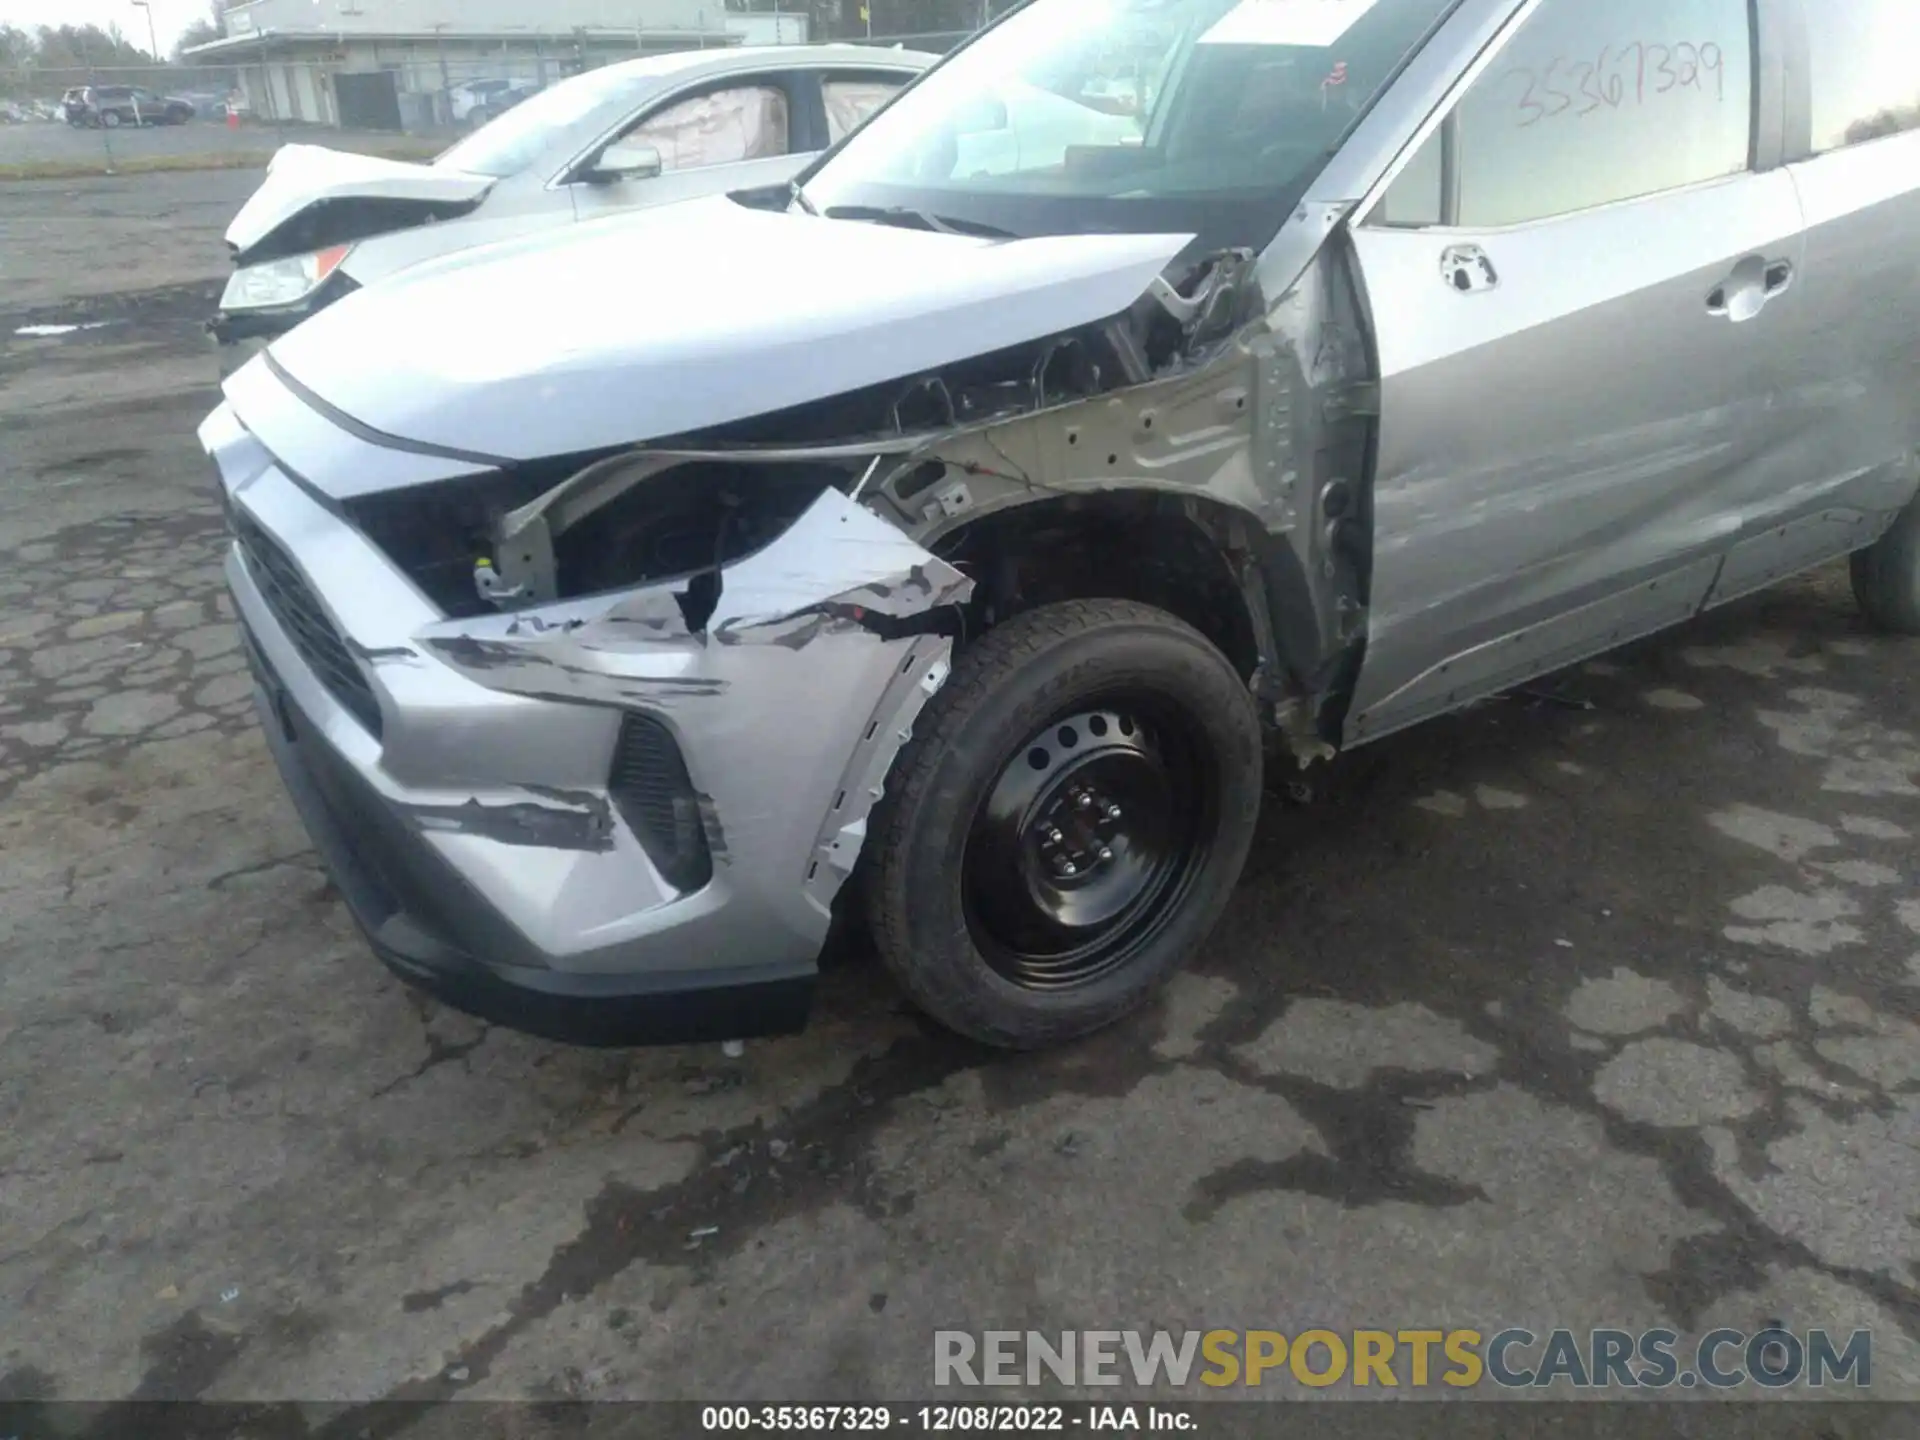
[0,169,1916,1416]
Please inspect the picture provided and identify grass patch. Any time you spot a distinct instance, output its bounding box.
[0,135,444,182]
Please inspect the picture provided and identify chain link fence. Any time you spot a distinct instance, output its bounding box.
[0,25,977,174]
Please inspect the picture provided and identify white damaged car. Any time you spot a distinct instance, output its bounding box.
[210,44,932,372]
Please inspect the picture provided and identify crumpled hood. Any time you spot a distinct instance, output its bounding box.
[263,195,1195,464]
[225,143,496,261]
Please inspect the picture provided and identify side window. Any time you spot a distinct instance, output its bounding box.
[1381,0,1752,229]
[1461,0,1752,225]
[823,74,909,145]
[623,84,792,172]
[1807,2,1920,153]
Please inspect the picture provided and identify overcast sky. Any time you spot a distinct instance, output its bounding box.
[4,0,204,55]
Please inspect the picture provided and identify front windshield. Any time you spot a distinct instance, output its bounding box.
[803,0,1459,253]
[437,65,654,178]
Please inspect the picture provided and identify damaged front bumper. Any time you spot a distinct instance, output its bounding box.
[203,398,969,1047]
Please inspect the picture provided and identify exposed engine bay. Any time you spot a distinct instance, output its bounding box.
[340,234,1376,755]
[355,246,1261,606]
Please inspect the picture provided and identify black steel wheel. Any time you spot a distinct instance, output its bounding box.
[963,699,1218,991]
[866,599,1263,1049]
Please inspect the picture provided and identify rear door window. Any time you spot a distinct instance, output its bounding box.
[823,74,911,144]
[1805,1,1920,153]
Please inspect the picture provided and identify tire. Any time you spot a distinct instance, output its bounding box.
[865,599,1264,1050]
[102,110,121,128]
[1851,493,1920,634]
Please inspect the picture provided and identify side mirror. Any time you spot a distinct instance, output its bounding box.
[592,140,663,183]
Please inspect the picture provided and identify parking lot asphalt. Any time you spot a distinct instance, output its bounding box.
[0,168,1917,1410]
[0,168,259,308]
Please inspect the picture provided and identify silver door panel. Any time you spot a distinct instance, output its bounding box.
[1347,171,1807,742]
[1778,132,1920,528]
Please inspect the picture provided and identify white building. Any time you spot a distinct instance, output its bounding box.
[722,12,814,45]
[184,0,808,131]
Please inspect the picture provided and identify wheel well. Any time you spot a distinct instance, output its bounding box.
[935,494,1264,683]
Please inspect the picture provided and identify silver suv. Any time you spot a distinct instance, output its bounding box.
[202,0,1920,1051]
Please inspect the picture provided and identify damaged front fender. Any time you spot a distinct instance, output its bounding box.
[418,489,974,921]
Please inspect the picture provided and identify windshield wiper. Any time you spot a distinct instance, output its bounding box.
[823,204,1017,240]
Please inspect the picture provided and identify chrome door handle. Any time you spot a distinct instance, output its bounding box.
[1707,255,1793,321]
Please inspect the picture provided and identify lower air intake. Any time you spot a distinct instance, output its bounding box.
[608,714,713,895]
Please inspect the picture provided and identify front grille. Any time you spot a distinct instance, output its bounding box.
[231,508,384,738]
[608,715,712,894]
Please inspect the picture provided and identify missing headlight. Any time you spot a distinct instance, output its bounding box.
[347,471,544,618]
[547,460,838,611]
[346,461,844,622]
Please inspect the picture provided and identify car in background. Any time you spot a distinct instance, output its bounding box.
[445,78,510,124]
[73,86,196,128]
[211,44,934,371]
[177,90,229,118]
[447,77,544,127]
[472,80,544,125]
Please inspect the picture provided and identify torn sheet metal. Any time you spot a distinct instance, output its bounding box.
[413,487,973,924]
[707,490,972,631]
[837,236,1374,745]
[803,637,953,908]
[436,489,972,682]
[446,488,973,687]
[406,787,617,853]
[863,351,1272,544]
[488,436,951,606]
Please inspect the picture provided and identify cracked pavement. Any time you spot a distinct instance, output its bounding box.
[0,171,1917,1410]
